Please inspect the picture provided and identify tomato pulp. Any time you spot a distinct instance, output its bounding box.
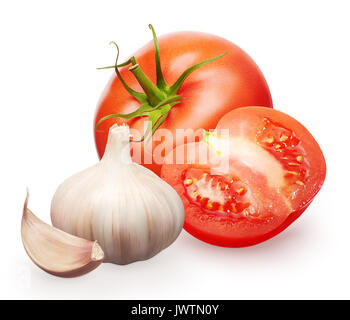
[94,29,272,176]
[161,107,326,247]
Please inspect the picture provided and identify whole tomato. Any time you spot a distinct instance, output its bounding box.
[94,25,272,176]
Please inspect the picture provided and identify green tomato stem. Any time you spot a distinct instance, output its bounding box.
[129,63,166,106]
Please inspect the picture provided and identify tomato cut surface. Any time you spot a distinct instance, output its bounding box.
[161,107,326,247]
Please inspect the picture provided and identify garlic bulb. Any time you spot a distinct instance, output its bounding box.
[51,124,184,265]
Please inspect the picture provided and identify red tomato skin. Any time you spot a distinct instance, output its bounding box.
[94,31,272,176]
[183,207,307,248]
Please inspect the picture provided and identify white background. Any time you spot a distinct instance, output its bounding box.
[0,0,348,299]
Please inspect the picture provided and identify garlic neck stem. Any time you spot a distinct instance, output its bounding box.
[101,124,132,164]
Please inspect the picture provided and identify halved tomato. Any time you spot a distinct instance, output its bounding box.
[161,107,326,247]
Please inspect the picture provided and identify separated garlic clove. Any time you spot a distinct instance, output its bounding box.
[21,190,104,277]
[51,124,185,265]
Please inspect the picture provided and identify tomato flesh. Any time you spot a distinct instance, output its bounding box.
[161,107,326,247]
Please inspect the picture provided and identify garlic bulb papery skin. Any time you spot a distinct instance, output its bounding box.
[51,124,184,265]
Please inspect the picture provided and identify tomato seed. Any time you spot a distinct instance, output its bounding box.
[236,187,246,195]
[280,134,289,142]
[184,178,193,186]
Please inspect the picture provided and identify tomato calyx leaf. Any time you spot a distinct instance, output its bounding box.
[95,95,181,139]
[96,25,227,140]
[167,52,227,96]
[148,24,168,91]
